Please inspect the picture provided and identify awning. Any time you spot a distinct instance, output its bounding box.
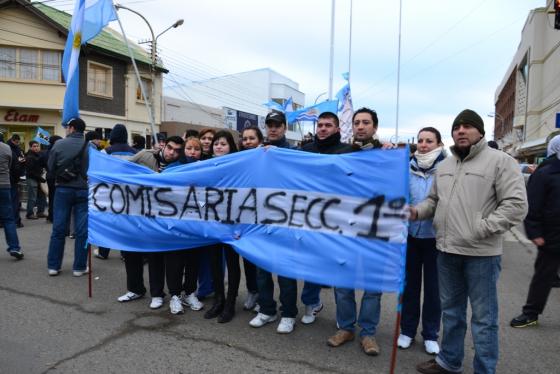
[518,136,547,153]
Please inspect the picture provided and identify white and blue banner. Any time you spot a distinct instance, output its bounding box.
[88,147,409,292]
[286,100,338,124]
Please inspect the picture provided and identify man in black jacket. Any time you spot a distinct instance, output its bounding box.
[25,140,47,219]
[46,118,89,277]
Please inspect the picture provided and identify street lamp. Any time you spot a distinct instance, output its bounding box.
[488,112,504,140]
[115,4,183,138]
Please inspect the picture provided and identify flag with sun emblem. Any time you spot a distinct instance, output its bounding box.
[62,0,117,124]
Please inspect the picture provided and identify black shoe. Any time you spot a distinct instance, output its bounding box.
[9,250,24,260]
[510,313,538,328]
[551,275,560,288]
[204,297,224,319]
[16,222,24,228]
[217,300,236,323]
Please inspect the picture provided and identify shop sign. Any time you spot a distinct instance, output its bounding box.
[4,110,39,123]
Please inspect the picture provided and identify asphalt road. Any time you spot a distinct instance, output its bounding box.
[0,219,558,374]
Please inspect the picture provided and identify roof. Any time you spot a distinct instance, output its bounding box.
[15,1,166,71]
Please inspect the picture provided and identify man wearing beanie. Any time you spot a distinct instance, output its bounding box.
[410,109,527,374]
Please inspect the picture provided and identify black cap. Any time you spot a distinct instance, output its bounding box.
[265,110,286,125]
[452,109,484,136]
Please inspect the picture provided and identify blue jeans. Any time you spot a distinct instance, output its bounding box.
[10,185,21,224]
[401,236,441,341]
[47,187,88,271]
[301,281,322,306]
[436,253,501,374]
[257,268,298,318]
[334,288,382,337]
[26,178,46,216]
[0,187,20,252]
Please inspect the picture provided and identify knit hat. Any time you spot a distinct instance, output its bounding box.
[452,109,484,136]
[110,124,128,145]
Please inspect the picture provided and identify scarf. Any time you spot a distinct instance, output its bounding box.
[414,146,444,170]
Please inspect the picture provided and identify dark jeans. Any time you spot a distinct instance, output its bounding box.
[401,236,441,341]
[10,185,21,225]
[165,248,201,296]
[0,187,20,252]
[522,250,560,316]
[122,251,165,297]
[257,268,298,318]
[210,243,240,301]
[197,249,214,297]
[98,247,111,258]
[46,187,88,271]
[243,257,258,294]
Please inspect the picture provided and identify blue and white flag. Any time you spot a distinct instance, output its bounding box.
[34,127,51,145]
[336,73,354,143]
[62,0,117,124]
[262,100,283,111]
[286,100,338,124]
[88,147,409,292]
[283,96,294,113]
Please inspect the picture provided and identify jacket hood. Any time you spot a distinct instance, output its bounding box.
[110,124,128,145]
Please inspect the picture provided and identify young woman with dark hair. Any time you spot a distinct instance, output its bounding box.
[203,130,241,323]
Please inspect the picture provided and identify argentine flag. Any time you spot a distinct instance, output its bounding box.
[62,0,117,124]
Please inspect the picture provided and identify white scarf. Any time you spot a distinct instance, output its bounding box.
[415,146,443,170]
[547,135,560,160]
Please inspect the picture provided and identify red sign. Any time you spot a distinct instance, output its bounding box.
[4,110,39,123]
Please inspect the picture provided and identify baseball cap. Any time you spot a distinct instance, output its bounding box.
[265,110,286,125]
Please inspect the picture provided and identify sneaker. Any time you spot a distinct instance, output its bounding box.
[424,340,440,355]
[276,317,296,334]
[9,250,24,260]
[243,292,259,311]
[181,293,204,311]
[361,336,380,356]
[510,313,538,328]
[48,269,60,276]
[150,297,164,309]
[73,268,89,277]
[327,330,355,347]
[416,359,454,374]
[301,302,323,324]
[249,312,278,328]
[117,291,144,302]
[397,334,413,349]
[170,295,184,315]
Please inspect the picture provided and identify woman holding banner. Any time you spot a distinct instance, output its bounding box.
[398,127,445,355]
[203,130,242,323]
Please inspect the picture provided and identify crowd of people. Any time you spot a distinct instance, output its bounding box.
[1,106,559,374]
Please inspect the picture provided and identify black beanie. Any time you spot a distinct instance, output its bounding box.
[110,124,128,145]
[452,109,484,136]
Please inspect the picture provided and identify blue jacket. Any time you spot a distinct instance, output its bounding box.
[408,156,442,238]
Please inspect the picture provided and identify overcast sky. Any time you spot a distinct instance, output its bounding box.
[54,0,547,141]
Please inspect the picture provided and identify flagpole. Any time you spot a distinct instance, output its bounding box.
[348,0,353,84]
[113,7,158,147]
[395,0,403,141]
[328,0,335,100]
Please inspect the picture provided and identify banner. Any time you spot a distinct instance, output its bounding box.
[34,127,51,145]
[286,100,339,124]
[336,73,354,143]
[88,147,409,292]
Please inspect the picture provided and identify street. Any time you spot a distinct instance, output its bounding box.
[0,218,558,374]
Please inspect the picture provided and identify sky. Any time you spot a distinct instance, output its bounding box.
[49,0,547,142]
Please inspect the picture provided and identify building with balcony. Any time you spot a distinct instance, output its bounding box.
[0,0,165,150]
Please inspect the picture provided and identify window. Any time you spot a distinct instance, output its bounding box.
[0,46,61,82]
[136,77,152,101]
[87,61,112,98]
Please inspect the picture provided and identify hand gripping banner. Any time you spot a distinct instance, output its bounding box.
[88,147,409,292]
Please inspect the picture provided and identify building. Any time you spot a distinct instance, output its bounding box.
[0,0,165,150]
[162,68,306,143]
[493,0,560,161]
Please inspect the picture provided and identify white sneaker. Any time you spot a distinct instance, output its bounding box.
[301,303,323,324]
[276,317,296,334]
[117,291,143,302]
[72,268,89,277]
[48,269,60,276]
[150,297,164,309]
[170,295,184,315]
[243,292,259,310]
[397,334,413,349]
[424,340,440,355]
[181,293,204,311]
[253,304,260,313]
[249,312,278,328]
